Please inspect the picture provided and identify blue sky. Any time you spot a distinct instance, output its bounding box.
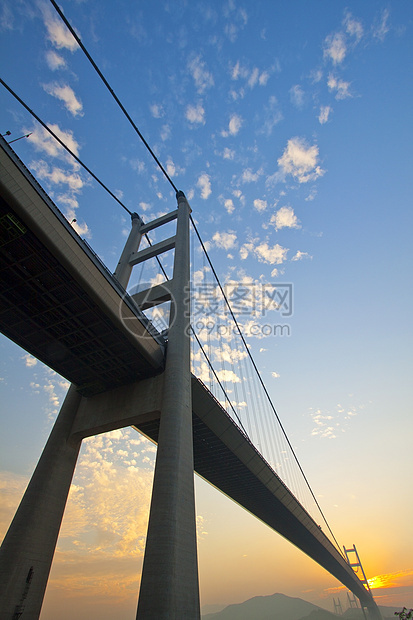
[1,1,412,618]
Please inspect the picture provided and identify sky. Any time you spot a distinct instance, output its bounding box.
[0,0,412,618]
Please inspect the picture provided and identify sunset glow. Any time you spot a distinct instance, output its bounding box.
[1,0,412,618]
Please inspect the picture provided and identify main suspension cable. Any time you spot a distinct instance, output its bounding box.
[48,0,178,194]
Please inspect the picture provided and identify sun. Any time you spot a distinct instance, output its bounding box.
[368,575,391,590]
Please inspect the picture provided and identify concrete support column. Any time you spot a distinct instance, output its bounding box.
[113,211,143,288]
[136,192,200,619]
[0,385,82,620]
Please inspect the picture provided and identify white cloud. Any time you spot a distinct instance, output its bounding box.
[221,113,243,138]
[277,137,325,184]
[160,124,171,141]
[27,123,80,159]
[23,354,37,367]
[253,199,267,213]
[185,103,205,125]
[229,114,243,135]
[231,60,248,81]
[305,188,317,202]
[130,159,145,173]
[45,50,67,71]
[289,84,304,108]
[327,74,352,100]
[0,3,14,30]
[271,372,280,379]
[242,168,262,183]
[231,61,269,89]
[224,199,235,214]
[372,9,390,42]
[255,242,288,265]
[260,95,283,136]
[212,342,247,364]
[166,157,177,177]
[43,83,83,117]
[239,244,250,260]
[310,409,338,439]
[259,71,270,86]
[270,206,300,231]
[291,250,312,261]
[56,195,90,237]
[222,4,248,43]
[39,2,79,51]
[163,157,184,178]
[311,69,323,84]
[240,240,288,265]
[212,231,237,250]
[343,12,363,43]
[223,147,235,160]
[30,160,83,191]
[318,105,331,124]
[216,368,241,383]
[188,55,214,94]
[248,67,260,89]
[323,32,347,65]
[197,173,211,199]
[150,103,164,118]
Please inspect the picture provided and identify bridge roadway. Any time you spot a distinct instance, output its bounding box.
[0,136,164,396]
[0,136,379,614]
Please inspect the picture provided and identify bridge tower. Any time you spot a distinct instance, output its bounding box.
[344,545,375,619]
[347,591,360,609]
[344,545,372,594]
[334,597,343,615]
[0,191,200,619]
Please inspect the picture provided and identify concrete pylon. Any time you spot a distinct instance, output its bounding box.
[0,192,199,619]
[0,207,146,619]
[136,192,200,618]
[113,211,143,288]
[0,385,82,619]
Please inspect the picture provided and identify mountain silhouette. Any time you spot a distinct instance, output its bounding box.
[202,592,399,620]
[202,592,336,620]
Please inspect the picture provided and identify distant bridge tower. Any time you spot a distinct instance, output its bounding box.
[0,191,200,619]
[344,545,373,619]
[347,590,360,609]
[334,597,344,615]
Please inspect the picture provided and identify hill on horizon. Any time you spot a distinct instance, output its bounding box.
[202,592,335,620]
[202,592,400,620]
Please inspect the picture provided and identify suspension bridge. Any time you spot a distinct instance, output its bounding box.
[0,134,381,619]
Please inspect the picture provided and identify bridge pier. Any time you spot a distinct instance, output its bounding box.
[136,192,200,618]
[0,385,82,619]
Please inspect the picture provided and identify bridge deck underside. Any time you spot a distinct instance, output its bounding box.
[0,196,162,396]
[0,138,164,396]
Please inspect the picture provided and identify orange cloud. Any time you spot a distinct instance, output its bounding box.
[321,570,413,601]
[368,570,413,591]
